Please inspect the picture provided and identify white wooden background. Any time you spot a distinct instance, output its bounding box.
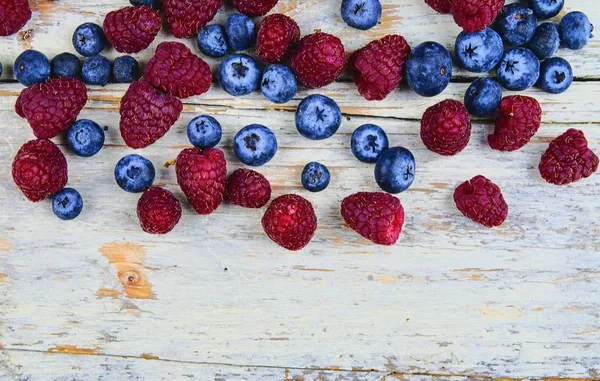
[1,0,599,380]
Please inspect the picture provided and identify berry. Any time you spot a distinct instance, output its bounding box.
[14,50,51,87]
[261,194,317,251]
[114,154,155,193]
[187,115,222,148]
[82,55,111,86]
[374,147,416,194]
[454,175,508,228]
[406,41,452,97]
[0,0,31,36]
[425,0,451,14]
[488,95,542,152]
[528,22,560,60]
[529,0,563,19]
[130,0,160,7]
[256,14,300,63]
[351,124,389,163]
[295,95,341,140]
[218,54,261,96]
[454,28,503,73]
[52,188,83,221]
[539,129,599,186]
[560,12,594,50]
[495,3,537,46]
[72,23,106,57]
[350,34,411,101]
[12,139,68,202]
[450,0,505,33]
[341,0,382,30]
[261,64,297,104]
[112,56,140,83]
[197,24,229,58]
[301,162,331,192]
[538,57,573,94]
[119,80,183,149]
[421,99,471,156]
[496,47,539,91]
[51,53,81,79]
[15,77,88,139]
[341,192,404,245]
[290,32,346,89]
[103,6,161,54]
[176,147,227,215]
[164,0,223,38]
[233,124,278,166]
[232,0,278,17]
[464,77,502,117]
[137,187,182,234]
[0,62,3,78]
[226,13,256,51]
[226,168,271,208]
[67,119,105,157]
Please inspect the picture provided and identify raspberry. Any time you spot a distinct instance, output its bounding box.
[15,78,88,139]
[421,99,471,156]
[137,187,182,234]
[350,35,411,101]
[164,0,223,38]
[119,80,183,149]
[256,14,300,63]
[12,139,68,202]
[290,32,346,89]
[103,6,161,54]
[538,129,599,185]
[454,175,508,228]
[261,194,317,251]
[425,0,451,14]
[0,0,31,36]
[226,168,271,208]
[451,0,505,33]
[488,95,542,152]
[176,147,227,215]
[232,0,278,17]
[144,42,212,99]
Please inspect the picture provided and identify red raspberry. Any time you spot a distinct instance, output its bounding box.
[15,78,88,139]
[488,95,542,152]
[261,194,317,251]
[451,0,505,33]
[119,80,183,149]
[226,168,271,208]
[454,175,508,228]
[176,147,227,215]
[425,0,451,14]
[256,14,300,63]
[421,99,471,156]
[103,6,162,54]
[12,139,68,202]
[144,42,212,99]
[163,0,223,38]
[137,187,182,234]
[350,35,411,101]
[0,0,31,36]
[341,192,404,246]
[232,0,278,17]
[539,129,599,186]
[290,32,346,89]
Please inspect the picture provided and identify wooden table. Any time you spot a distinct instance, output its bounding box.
[1,0,599,379]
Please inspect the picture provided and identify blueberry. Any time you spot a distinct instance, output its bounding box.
[406,41,452,97]
[187,115,222,148]
[537,57,573,94]
[82,55,111,86]
[233,124,278,166]
[528,23,560,60]
[350,124,389,163]
[72,23,106,57]
[0,61,3,78]
[454,28,503,73]
[114,154,155,193]
[261,64,297,104]
[464,78,503,117]
[295,94,342,140]
[495,3,537,46]
[67,119,105,157]
[529,0,564,19]
[112,56,140,83]
[51,52,81,78]
[340,0,382,30]
[197,24,229,58]
[301,162,331,192]
[496,47,540,91]
[560,12,594,50]
[14,50,51,87]
[374,147,416,194]
[225,13,255,51]
[52,188,83,221]
[218,54,261,96]
[130,0,160,7]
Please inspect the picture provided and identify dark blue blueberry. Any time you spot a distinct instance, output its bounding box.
[187,115,222,148]
[51,52,81,78]
[114,154,155,193]
[197,24,229,58]
[464,78,503,117]
[72,23,106,57]
[295,94,341,140]
[261,64,297,104]
[455,28,503,73]
[374,147,416,194]
[130,0,160,8]
[14,50,51,87]
[495,3,537,46]
[0,61,3,78]
[67,119,105,157]
[340,0,382,30]
[529,0,564,19]
[496,47,540,91]
[406,41,452,97]
[112,56,140,83]
[233,124,278,167]
[528,23,560,59]
[52,188,83,221]
[537,57,573,94]
[82,55,111,86]
[301,162,331,192]
[225,13,255,51]
[218,54,261,96]
[560,12,594,50]
[350,124,389,163]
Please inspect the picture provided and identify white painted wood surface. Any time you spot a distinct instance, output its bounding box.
[1,0,599,380]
